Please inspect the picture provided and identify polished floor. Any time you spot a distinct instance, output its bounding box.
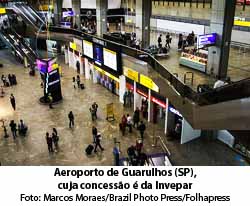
[0,49,248,166]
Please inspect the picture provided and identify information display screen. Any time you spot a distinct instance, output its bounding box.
[197,33,217,49]
[83,40,93,59]
[103,48,117,71]
[93,44,103,66]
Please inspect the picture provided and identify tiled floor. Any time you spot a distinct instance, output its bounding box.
[0,49,247,166]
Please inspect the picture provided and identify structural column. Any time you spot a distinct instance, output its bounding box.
[96,0,108,37]
[135,0,151,48]
[72,0,81,28]
[207,0,236,79]
[53,0,63,25]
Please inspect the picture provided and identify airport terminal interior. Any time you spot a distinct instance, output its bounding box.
[0,0,250,166]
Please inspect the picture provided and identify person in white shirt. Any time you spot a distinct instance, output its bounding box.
[126,114,132,133]
[213,77,231,89]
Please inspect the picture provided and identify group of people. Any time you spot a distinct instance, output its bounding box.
[9,119,28,139]
[72,75,84,89]
[119,110,146,140]
[123,90,133,108]
[178,31,196,50]
[1,74,17,87]
[45,128,59,153]
[157,33,172,53]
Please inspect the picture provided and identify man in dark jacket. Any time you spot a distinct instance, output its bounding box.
[9,120,17,138]
[138,121,146,140]
[10,94,16,110]
[68,111,74,128]
[94,133,104,153]
[133,107,140,128]
[92,126,97,143]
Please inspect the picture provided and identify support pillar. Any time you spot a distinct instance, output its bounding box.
[53,0,63,25]
[148,89,151,123]
[96,0,108,37]
[135,0,151,48]
[207,0,236,79]
[72,0,81,29]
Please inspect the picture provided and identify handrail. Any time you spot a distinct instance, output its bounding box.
[47,26,250,106]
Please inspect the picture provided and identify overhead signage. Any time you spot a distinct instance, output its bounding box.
[169,107,183,117]
[0,8,6,14]
[94,66,119,82]
[234,17,250,27]
[70,42,77,50]
[123,67,139,82]
[140,74,159,93]
[83,40,93,59]
[151,97,166,109]
[197,33,217,49]
[62,10,74,18]
[103,48,117,71]
[93,38,106,47]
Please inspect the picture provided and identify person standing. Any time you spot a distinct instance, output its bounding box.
[72,77,76,89]
[68,111,74,128]
[46,132,53,153]
[121,115,127,136]
[94,133,104,153]
[10,94,16,110]
[9,120,17,139]
[158,34,162,48]
[133,107,140,128]
[52,128,59,151]
[76,75,81,88]
[92,102,98,119]
[126,114,132,133]
[138,121,146,140]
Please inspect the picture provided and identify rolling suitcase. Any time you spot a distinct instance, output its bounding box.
[80,83,85,90]
[85,144,94,155]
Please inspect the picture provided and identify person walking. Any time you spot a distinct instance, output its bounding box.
[138,121,146,140]
[166,33,171,49]
[9,120,17,139]
[45,132,53,153]
[92,126,97,143]
[52,128,59,151]
[68,111,74,128]
[94,133,104,153]
[10,94,16,110]
[133,107,140,128]
[92,102,98,119]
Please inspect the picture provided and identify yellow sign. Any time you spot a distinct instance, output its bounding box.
[234,20,250,27]
[123,66,139,82]
[52,64,59,69]
[140,74,159,92]
[70,42,77,50]
[94,66,119,82]
[0,8,6,14]
[106,103,115,121]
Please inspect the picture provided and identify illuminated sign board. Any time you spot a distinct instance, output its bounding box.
[169,107,182,117]
[197,33,217,49]
[140,74,159,93]
[62,11,74,18]
[83,40,93,59]
[123,67,139,82]
[0,8,6,14]
[70,42,77,50]
[103,48,117,71]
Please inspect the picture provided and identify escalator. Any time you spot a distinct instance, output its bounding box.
[0,28,37,66]
[11,3,45,30]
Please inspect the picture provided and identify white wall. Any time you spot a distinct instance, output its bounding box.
[181,118,201,144]
[81,0,96,9]
[108,0,121,9]
[119,75,126,103]
[231,30,250,44]
[156,19,205,35]
[62,0,72,8]
[84,58,91,80]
